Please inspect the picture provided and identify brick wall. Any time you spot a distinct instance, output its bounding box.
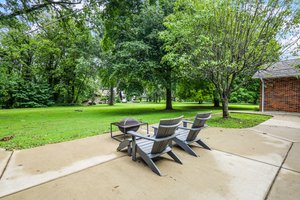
[260,77,300,112]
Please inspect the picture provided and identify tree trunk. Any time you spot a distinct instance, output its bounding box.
[221,94,229,118]
[213,89,220,107]
[166,87,173,110]
[53,92,59,102]
[119,91,123,101]
[108,85,114,106]
[67,84,75,104]
[5,91,14,108]
[73,80,86,104]
[213,98,220,107]
[71,85,76,104]
[165,65,173,110]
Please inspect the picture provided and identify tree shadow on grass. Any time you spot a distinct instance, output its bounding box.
[95,106,214,117]
[174,105,216,111]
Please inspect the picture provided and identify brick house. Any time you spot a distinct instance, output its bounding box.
[253,59,300,113]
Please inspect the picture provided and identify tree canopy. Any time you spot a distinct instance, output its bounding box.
[161,0,300,117]
[0,0,299,118]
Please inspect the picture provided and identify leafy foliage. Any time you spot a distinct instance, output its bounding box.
[161,0,300,117]
[0,0,83,21]
[0,10,101,108]
[0,0,299,112]
[176,78,213,103]
[100,0,177,109]
[230,79,260,104]
[13,81,53,108]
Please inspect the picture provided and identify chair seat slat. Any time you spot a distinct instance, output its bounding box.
[129,116,184,176]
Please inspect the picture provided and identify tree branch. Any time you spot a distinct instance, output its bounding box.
[0,0,82,20]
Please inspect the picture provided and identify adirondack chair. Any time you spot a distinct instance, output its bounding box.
[173,112,211,157]
[127,116,183,176]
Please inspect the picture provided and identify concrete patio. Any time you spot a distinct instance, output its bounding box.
[0,114,299,199]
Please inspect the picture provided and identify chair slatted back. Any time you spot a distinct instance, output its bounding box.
[151,116,183,154]
[186,112,211,141]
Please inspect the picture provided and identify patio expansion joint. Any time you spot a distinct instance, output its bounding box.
[0,150,14,181]
[264,142,294,200]
[247,128,296,143]
[212,148,280,168]
[0,154,127,199]
[281,167,300,174]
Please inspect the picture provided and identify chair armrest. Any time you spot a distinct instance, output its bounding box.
[196,115,212,120]
[182,120,193,127]
[127,131,156,141]
[182,120,193,124]
[178,126,202,131]
[127,131,178,142]
[151,126,158,135]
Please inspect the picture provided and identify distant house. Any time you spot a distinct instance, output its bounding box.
[253,59,300,113]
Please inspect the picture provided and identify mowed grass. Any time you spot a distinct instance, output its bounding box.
[208,113,271,128]
[0,102,268,150]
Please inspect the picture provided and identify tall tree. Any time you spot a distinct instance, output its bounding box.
[0,10,101,107]
[161,0,300,117]
[99,0,143,106]
[101,0,177,109]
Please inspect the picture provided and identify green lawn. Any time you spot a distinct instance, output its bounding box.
[207,113,271,128]
[0,102,270,150]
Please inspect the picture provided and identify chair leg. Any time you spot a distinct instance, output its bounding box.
[173,138,198,157]
[168,140,173,147]
[127,145,132,156]
[117,140,130,151]
[167,151,182,164]
[196,139,211,150]
[138,148,162,176]
[131,136,137,161]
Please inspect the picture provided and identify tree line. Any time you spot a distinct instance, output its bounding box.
[0,0,299,118]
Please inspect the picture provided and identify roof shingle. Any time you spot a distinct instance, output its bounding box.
[253,58,300,79]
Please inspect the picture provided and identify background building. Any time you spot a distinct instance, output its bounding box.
[253,59,300,113]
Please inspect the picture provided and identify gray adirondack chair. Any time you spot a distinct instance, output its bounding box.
[173,112,211,157]
[127,116,183,176]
